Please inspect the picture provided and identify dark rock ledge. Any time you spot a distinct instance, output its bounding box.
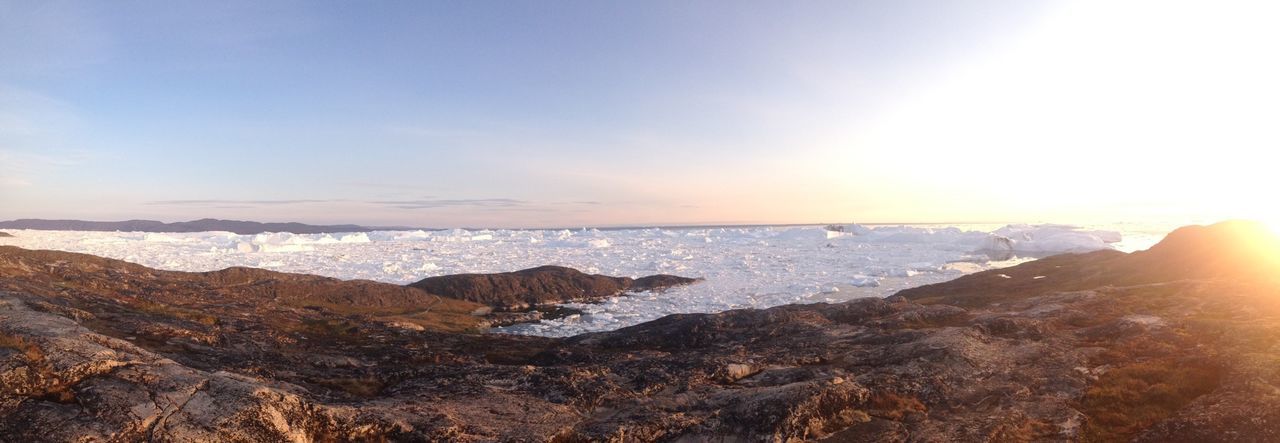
[1,221,1279,441]
[409,265,700,312]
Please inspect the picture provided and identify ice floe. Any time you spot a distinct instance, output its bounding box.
[0,223,1164,336]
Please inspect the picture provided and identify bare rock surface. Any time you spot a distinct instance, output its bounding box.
[0,245,491,333]
[1,221,1279,441]
[0,295,386,441]
[408,265,700,310]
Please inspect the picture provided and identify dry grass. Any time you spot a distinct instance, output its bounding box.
[867,391,926,421]
[288,299,488,333]
[130,299,220,326]
[314,375,386,398]
[298,318,362,337]
[987,418,1057,443]
[1078,359,1222,442]
[377,311,488,334]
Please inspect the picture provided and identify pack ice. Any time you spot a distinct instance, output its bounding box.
[0,223,1134,336]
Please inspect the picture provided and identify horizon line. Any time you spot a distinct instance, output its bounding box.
[0,216,1190,233]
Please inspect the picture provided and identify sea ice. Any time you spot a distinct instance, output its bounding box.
[0,223,1162,336]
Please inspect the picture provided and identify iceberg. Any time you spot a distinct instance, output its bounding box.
[0,221,1158,337]
[979,224,1121,256]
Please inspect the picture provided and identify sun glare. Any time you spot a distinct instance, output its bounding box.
[833,0,1280,224]
[1264,218,1280,241]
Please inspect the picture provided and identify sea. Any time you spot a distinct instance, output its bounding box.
[0,221,1188,336]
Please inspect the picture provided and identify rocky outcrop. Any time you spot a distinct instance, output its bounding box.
[2,221,1280,441]
[896,220,1280,307]
[0,232,11,238]
[0,245,492,334]
[0,295,390,441]
[632,273,701,291]
[1125,220,1280,282]
[408,265,699,310]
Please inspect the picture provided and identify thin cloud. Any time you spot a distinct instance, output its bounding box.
[0,176,31,188]
[142,196,600,215]
[147,197,534,210]
[0,148,90,188]
[372,198,527,210]
[339,181,429,191]
[385,125,487,139]
[147,199,339,206]
[0,151,24,187]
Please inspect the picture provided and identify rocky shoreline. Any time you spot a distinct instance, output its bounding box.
[2,221,1280,441]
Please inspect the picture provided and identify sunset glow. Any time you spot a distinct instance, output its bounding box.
[6,3,1280,441]
[837,0,1280,227]
[1,1,1277,227]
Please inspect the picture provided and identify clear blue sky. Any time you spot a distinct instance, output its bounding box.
[3,1,1278,228]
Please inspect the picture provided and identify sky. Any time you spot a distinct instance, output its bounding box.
[2,0,1278,228]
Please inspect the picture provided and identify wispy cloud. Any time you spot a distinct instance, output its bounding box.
[0,148,90,188]
[0,176,31,188]
[147,199,339,206]
[0,151,24,188]
[340,181,428,191]
[385,125,488,139]
[145,197,542,211]
[0,83,93,188]
[372,198,527,210]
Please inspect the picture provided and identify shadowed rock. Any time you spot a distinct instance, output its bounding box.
[0,296,390,441]
[1125,220,1280,282]
[408,265,700,310]
[0,232,11,238]
[896,220,1280,307]
[0,245,491,334]
[2,221,1280,441]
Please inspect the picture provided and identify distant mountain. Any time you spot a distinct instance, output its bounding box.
[0,218,405,235]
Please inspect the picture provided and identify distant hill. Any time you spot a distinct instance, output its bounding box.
[0,218,406,235]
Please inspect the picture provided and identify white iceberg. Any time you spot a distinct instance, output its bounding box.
[1,221,1162,337]
[978,224,1121,255]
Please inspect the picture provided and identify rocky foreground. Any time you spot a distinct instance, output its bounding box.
[2,221,1280,442]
